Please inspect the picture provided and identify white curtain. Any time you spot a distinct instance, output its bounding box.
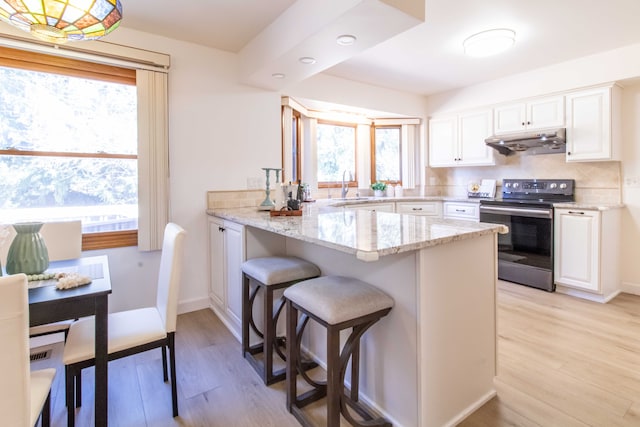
[137,70,169,251]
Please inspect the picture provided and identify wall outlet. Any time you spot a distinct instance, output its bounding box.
[624,176,640,188]
[246,177,264,189]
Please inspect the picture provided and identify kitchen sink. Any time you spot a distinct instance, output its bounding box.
[335,197,371,201]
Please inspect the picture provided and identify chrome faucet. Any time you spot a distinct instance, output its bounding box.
[341,170,352,198]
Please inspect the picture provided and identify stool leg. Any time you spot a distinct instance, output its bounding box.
[286,299,298,412]
[326,325,341,427]
[263,285,274,384]
[242,273,251,358]
[350,326,360,402]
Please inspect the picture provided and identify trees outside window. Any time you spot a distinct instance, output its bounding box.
[317,121,356,186]
[0,53,138,245]
[372,126,401,184]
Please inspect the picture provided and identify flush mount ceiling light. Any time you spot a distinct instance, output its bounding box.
[0,0,123,44]
[298,56,317,65]
[463,28,515,58]
[336,34,357,46]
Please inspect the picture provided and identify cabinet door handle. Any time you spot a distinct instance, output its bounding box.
[568,211,585,215]
[412,208,423,211]
[567,151,571,156]
[527,121,531,125]
[218,226,225,232]
[455,209,466,212]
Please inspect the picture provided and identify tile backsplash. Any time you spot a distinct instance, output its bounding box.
[426,153,621,204]
[208,155,621,208]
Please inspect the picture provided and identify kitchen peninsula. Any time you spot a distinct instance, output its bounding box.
[207,202,507,427]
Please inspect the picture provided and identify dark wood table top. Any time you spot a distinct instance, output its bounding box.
[27,255,112,325]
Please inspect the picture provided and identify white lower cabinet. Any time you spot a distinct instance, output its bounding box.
[396,201,442,216]
[346,203,395,212]
[208,216,245,338]
[554,208,620,302]
[442,201,479,221]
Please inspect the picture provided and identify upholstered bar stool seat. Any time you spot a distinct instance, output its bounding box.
[242,256,320,385]
[284,276,394,427]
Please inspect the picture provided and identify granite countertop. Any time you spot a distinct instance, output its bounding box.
[325,196,482,207]
[208,204,507,262]
[552,202,625,210]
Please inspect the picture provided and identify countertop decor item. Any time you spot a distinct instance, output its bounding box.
[6,222,49,275]
[270,209,302,217]
[371,181,387,198]
[258,167,282,211]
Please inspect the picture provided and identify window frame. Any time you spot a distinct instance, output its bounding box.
[281,106,303,183]
[0,46,138,250]
[316,119,358,189]
[370,124,402,185]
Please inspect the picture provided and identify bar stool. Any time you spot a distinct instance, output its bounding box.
[242,256,321,385]
[284,275,394,427]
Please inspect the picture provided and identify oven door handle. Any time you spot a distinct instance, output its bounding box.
[479,205,553,219]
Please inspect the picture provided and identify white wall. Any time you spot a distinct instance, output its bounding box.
[425,42,640,291]
[84,28,429,313]
[621,83,640,293]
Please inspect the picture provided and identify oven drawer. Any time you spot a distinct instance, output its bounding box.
[443,202,479,221]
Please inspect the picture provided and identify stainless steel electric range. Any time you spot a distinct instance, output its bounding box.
[479,179,575,292]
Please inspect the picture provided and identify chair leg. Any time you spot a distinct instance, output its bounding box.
[168,332,179,417]
[41,389,51,427]
[162,345,168,382]
[65,366,75,427]
[75,370,82,408]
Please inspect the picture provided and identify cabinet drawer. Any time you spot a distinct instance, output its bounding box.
[396,202,442,216]
[346,203,395,212]
[443,202,479,221]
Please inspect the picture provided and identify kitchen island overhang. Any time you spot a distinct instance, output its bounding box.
[208,205,507,427]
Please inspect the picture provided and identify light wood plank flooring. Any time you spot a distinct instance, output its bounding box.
[32,280,640,426]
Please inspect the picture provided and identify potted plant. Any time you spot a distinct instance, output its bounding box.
[371,181,387,197]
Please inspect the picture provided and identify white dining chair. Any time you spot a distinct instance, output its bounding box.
[0,273,56,427]
[62,222,186,426]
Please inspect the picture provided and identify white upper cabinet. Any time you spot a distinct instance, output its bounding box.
[429,109,494,167]
[565,85,621,162]
[494,96,564,134]
[428,116,457,167]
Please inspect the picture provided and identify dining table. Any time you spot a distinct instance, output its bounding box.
[28,255,112,427]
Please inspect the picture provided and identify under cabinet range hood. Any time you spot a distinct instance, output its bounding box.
[485,128,566,156]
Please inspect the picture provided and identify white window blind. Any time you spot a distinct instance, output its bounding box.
[137,69,169,251]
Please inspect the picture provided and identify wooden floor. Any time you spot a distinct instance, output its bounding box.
[33,280,640,427]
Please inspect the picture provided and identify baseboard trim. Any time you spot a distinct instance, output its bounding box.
[443,389,497,427]
[555,285,621,303]
[178,297,210,315]
[621,281,640,296]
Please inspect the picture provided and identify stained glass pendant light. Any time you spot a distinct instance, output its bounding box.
[0,0,123,44]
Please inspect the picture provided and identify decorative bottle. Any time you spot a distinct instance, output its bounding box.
[6,222,50,275]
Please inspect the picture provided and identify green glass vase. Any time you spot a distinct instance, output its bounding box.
[6,222,49,275]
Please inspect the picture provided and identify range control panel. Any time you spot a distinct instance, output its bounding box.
[502,179,575,199]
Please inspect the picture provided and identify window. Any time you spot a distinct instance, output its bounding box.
[290,109,302,183]
[372,125,401,184]
[0,47,138,249]
[316,121,357,186]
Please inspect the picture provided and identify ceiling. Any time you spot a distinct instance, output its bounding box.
[121,0,640,96]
